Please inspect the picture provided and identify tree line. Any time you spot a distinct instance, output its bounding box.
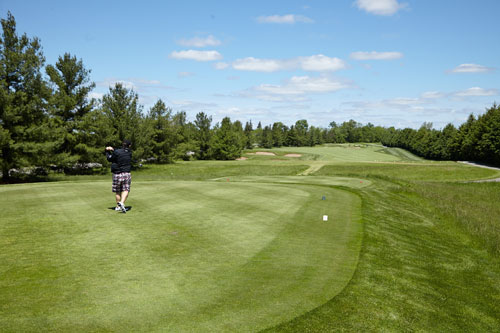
[381,104,500,166]
[1,12,499,182]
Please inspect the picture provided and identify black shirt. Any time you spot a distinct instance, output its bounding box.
[106,148,132,174]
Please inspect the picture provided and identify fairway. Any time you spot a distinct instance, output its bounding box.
[0,178,362,331]
[271,144,424,162]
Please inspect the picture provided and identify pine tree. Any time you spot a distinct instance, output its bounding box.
[261,125,273,148]
[100,83,143,153]
[194,111,212,160]
[0,12,52,181]
[244,120,253,149]
[295,119,309,146]
[232,120,246,152]
[272,122,286,147]
[254,121,263,147]
[476,104,500,165]
[146,99,173,163]
[208,117,242,160]
[46,52,97,167]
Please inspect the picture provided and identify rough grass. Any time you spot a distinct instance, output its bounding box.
[268,181,500,332]
[412,181,500,254]
[316,162,500,182]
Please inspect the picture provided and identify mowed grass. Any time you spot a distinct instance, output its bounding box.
[0,178,362,331]
[269,144,423,162]
[1,143,500,332]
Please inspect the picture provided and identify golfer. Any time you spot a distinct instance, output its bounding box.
[105,139,132,213]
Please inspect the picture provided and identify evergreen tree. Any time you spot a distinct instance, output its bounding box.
[476,104,500,165]
[326,121,345,143]
[100,83,143,155]
[208,117,242,160]
[261,125,274,148]
[295,119,308,146]
[146,99,173,163]
[77,107,115,166]
[340,120,360,143]
[440,123,457,160]
[254,121,263,147]
[232,120,246,152]
[244,120,253,149]
[194,111,212,160]
[46,52,97,166]
[271,122,286,147]
[454,114,479,161]
[285,125,299,146]
[0,12,52,181]
[308,126,323,146]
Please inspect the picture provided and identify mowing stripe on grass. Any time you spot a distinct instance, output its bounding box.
[0,180,362,332]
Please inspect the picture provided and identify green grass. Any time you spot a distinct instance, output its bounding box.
[268,180,500,332]
[269,144,424,162]
[0,178,362,331]
[316,162,499,182]
[412,181,500,254]
[1,144,499,332]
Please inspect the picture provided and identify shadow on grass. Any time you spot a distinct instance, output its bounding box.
[107,206,132,212]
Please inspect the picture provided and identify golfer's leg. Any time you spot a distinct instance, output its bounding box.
[120,191,129,204]
[115,193,121,204]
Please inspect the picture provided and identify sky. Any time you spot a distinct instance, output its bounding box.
[1,0,499,129]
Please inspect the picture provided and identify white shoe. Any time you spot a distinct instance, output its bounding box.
[117,202,126,213]
[115,206,121,211]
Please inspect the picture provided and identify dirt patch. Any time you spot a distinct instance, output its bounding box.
[236,157,248,161]
[284,154,302,157]
[255,152,276,156]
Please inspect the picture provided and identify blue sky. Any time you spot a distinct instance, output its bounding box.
[2,0,499,128]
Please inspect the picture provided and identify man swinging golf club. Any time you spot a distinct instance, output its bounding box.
[105,139,132,213]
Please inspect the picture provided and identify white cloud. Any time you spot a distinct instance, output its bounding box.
[455,87,499,97]
[97,79,136,90]
[355,0,408,16]
[232,57,296,72]
[450,63,495,73]
[95,77,174,109]
[89,92,103,100]
[214,62,230,70]
[232,55,346,72]
[385,97,421,106]
[171,100,218,110]
[257,14,314,24]
[178,72,195,78]
[350,51,403,60]
[242,75,350,102]
[421,91,445,99]
[97,78,171,91]
[299,55,347,71]
[133,78,161,85]
[178,35,221,48]
[170,50,222,61]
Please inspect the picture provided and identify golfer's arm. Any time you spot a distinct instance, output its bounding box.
[105,151,115,162]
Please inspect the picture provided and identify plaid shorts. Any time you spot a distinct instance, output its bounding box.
[112,172,131,193]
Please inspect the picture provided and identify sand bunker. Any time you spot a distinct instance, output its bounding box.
[236,157,248,160]
[255,152,276,156]
[284,154,302,157]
